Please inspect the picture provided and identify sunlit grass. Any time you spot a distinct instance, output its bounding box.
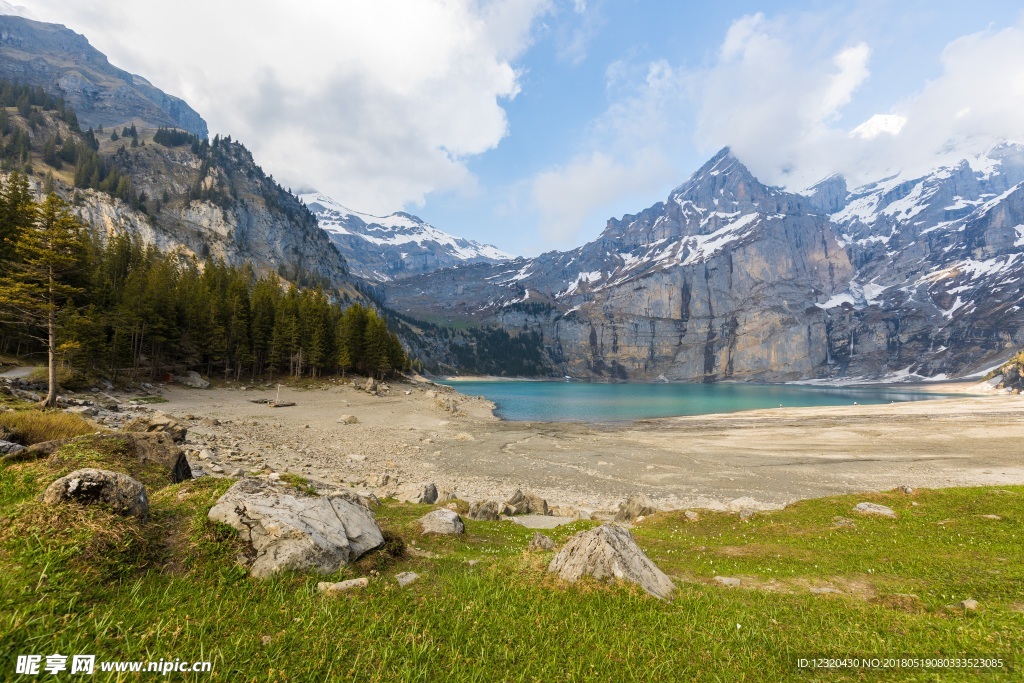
[0,437,1021,681]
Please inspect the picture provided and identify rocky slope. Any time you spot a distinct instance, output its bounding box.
[301,191,511,281]
[0,15,207,137]
[386,147,1024,381]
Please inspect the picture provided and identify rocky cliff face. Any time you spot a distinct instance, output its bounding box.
[386,147,1024,381]
[0,15,207,137]
[301,191,511,281]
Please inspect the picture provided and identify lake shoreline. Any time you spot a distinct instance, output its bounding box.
[154,374,1024,518]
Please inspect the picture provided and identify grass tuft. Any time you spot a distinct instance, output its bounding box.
[0,408,97,445]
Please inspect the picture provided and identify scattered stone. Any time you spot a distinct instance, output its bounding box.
[468,500,501,521]
[435,397,459,414]
[897,485,914,494]
[0,440,25,455]
[208,477,385,578]
[364,377,378,394]
[547,523,674,600]
[395,571,419,587]
[684,510,700,522]
[527,532,556,552]
[738,509,756,521]
[713,576,741,588]
[42,468,148,518]
[852,502,897,518]
[229,467,245,478]
[614,494,657,523]
[173,370,210,389]
[832,516,856,528]
[960,598,979,611]
[318,578,369,594]
[122,412,187,443]
[200,417,220,427]
[504,489,550,516]
[419,509,465,535]
[395,482,438,505]
[337,415,359,425]
[199,449,214,460]
[208,463,224,474]
[347,454,367,462]
[979,514,1003,520]
[66,405,97,417]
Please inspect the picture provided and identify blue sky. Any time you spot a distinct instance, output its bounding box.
[11,1,1024,256]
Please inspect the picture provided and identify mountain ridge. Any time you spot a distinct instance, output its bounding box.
[301,190,512,282]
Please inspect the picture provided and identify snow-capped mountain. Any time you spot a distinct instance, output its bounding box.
[385,146,1024,382]
[299,192,512,282]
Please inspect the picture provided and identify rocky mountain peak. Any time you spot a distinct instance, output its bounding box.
[0,14,208,136]
[300,191,511,282]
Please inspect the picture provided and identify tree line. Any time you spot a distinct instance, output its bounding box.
[0,174,408,404]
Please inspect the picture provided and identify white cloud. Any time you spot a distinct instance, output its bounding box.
[532,150,673,246]
[17,0,552,214]
[528,58,689,245]
[697,13,1024,189]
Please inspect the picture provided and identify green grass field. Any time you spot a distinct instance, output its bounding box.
[0,434,1021,681]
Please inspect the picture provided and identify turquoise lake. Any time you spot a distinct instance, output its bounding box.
[438,380,953,422]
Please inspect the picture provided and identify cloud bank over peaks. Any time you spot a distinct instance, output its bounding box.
[700,13,1024,190]
[18,0,555,215]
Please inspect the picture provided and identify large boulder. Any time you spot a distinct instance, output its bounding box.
[6,433,191,483]
[173,371,210,389]
[395,482,438,505]
[419,508,465,535]
[614,494,657,523]
[121,412,187,444]
[42,468,148,518]
[504,489,550,516]
[468,500,501,521]
[208,477,385,578]
[548,523,674,600]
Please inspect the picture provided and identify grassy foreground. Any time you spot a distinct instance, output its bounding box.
[0,436,1021,682]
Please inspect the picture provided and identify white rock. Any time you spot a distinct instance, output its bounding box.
[395,571,419,587]
[318,578,369,594]
[713,576,741,588]
[547,524,674,600]
[42,468,148,518]
[852,502,897,518]
[418,508,465,535]
[395,482,438,505]
[208,477,385,578]
[337,415,359,425]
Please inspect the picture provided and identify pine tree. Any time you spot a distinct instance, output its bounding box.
[0,194,86,406]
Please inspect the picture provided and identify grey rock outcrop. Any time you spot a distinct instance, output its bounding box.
[0,440,25,455]
[396,482,438,505]
[208,477,385,578]
[418,508,465,535]
[42,468,148,518]
[468,500,501,521]
[504,489,550,516]
[614,494,657,523]
[121,412,187,444]
[527,532,556,552]
[547,524,674,600]
[173,371,210,389]
[385,145,1024,382]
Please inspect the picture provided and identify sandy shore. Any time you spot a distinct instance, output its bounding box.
[156,377,1024,514]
